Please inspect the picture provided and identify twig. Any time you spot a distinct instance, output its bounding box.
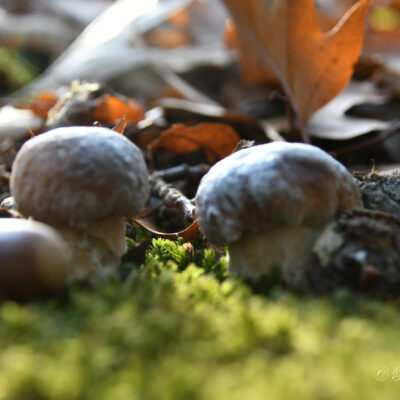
[133,19,222,107]
[151,63,222,106]
[333,121,400,156]
[153,163,210,182]
[149,173,196,224]
[349,207,395,221]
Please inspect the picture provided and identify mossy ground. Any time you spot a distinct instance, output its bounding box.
[0,238,400,399]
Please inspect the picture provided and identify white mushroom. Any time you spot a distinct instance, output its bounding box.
[10,126,149,281]
[0,218,69,299]
[195,142,361,289]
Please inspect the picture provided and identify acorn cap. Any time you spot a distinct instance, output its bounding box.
[0,218,69,299]
[195,142,361,244]
[10,126,149,227]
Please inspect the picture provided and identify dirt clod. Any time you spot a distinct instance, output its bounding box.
[356,171,400,222]
[309,210,400,299]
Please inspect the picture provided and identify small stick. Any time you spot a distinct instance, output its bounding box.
[333,122,400,156]
[153,163,210,182]
[149,173,196,224]
[349,207,394,220]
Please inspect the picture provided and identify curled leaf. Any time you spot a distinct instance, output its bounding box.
[223,0,370,126]
[132,218,201,241]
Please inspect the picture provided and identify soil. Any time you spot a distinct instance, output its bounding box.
[309,171,400,300]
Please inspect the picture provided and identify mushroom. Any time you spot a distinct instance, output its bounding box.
[195,142,361,289]
[10,126,149,281]
[0,218,69,299]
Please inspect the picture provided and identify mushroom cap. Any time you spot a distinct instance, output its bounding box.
[195,142,361,244]
[0,218,69,298]
[10,126,149,227]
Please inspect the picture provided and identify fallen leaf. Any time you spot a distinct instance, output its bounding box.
[224,19,278,85]
[44,82,146,129]
[223,0,370,126]
[308,81,390,139]
[148,122,240,163]
[155,98,271,143]
[23,91,58,118]
[92,95,144,124]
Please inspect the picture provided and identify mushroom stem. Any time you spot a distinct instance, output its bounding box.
[54,217,126,282]
[228,225,323,289]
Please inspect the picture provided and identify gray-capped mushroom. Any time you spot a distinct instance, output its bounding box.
[0,218,69,299]
[195,142,361,289]
[10,126,149,281]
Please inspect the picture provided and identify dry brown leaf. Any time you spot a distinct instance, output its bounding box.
[308,81,390,139]
[148,122,240,163]
[23,91,58,118]
[92,95,144,124]
[223,0,370,125]
[224,19,278,85]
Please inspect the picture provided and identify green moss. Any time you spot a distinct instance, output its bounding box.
[145,238,228,279]
[0,238,399,399]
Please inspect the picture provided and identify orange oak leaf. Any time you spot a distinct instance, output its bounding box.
[223,0,370,130]
[148,123,240,164]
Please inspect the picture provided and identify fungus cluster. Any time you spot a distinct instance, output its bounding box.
[5,127,360,295]
[195,142,361,288]
[10,126,149,282]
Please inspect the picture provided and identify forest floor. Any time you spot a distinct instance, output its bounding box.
[1,1,400,399]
